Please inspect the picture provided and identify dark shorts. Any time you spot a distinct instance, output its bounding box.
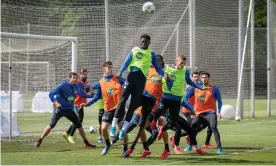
[98,109,104,124]
[102,108,125,124]
[147,111,165,122]
[50,108,82,128]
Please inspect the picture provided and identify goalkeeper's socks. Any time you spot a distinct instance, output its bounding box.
[38,138,43,142]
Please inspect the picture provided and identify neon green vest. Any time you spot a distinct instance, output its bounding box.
[97,98,104,109]
[162,66,186,97]
[128,47,152,76]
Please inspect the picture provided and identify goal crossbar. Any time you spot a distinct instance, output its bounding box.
[1,32,77,41]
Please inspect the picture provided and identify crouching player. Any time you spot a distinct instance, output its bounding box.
[34,72,96,148]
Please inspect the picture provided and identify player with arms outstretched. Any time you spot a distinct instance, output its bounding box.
[34,72,96,148]
[63,69,94,144]
[81,61,128,156]
[109,34,164,137]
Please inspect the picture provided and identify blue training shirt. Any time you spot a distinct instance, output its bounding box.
[49,81,77,110]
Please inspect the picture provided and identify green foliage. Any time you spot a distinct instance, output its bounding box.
[247,0,276,27]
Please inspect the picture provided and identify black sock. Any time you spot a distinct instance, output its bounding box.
[123,143,128,151]
[105,139,111,146]
[112,136,119,144]
[83,139,89,144]
[38,138,43,142]
[165,143,170,152]
[130,141,137,150]
[142,142,149,151]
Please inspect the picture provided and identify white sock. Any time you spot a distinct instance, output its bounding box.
[111,118,118,128]
[193,145,198,149]
[121,121,130,131]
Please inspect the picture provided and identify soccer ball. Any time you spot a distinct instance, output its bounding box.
[221,105,235,120]
[235,116,241,121]
[142,2,155,14]
[89,126,97,133]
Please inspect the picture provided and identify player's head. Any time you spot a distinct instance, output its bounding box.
[68,72,78,84]
[80,68,88,82]
[200,71,210,85]
[140,34,151,49]
[157,54,165,68]
[175,55,186,69]
[103,61,113,76]
[192,71,200,82]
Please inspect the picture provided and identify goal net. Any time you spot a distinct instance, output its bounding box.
[0,32,76,137]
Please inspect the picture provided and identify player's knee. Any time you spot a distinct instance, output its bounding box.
[209,124,218,131]
[49,122,57,128]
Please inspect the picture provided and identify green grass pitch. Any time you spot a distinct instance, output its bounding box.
[1,99,276,165]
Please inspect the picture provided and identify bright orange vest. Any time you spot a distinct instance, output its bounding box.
[74,79,88,106]
[194,84,216,115]
[144,67,162,100]
[99,76,122,112]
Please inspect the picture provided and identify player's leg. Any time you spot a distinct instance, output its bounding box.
[166,102,183,154]
[65,110,96,148]
[204,125,215,148]
[34,109,64,147]
[101,111,113,155]
[98,109,104,143]
[119,78,146,138]
[151,98,168,129]
[110,74,135,136]
[64,106,79,143]
[183,113,192,126]
[68,107,84,142]
[177,115,208,154]
[202,113,222,153]
[158,116,170,159]
[146,112,159,145]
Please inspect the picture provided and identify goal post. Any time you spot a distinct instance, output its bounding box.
[0,32,77,139]
[0,32,78,72]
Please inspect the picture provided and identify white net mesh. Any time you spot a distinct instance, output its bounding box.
[1,0,274,138]
[1,36,72,92]
[109,0,189,75]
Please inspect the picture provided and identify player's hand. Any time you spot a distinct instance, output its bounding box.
[116,73,122,78]
[217,113,222,119]
[80,103,86,108]
[53,101,61,108]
